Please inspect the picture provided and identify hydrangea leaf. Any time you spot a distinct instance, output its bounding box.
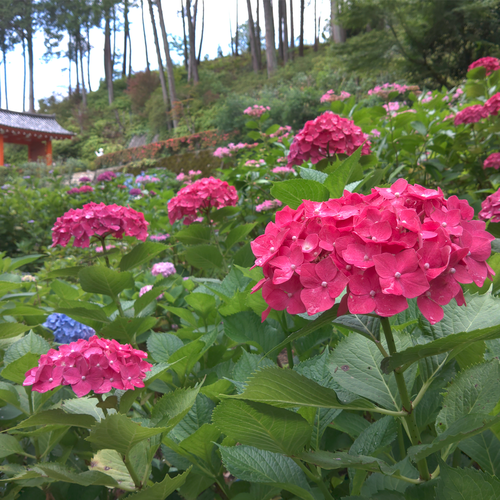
[459,430,500,476]
[122,468,191,499]
[119,242,166,272]
[78,266,134,297]
[185,245,223,270]
[270,179,330,210]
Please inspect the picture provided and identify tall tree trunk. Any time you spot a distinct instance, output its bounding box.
[262,0,277,76]
[278,0,283,61]
[86,24,92,92]
[313,0,318,51]
[181,0,189,71]
[2,50,7,110]
[185,0,199,83]
[156,0,179,127]
[122,0,129,78]
[246,0,260,72]
[197,0,204,64]
[141,0,151,72]
[23,37,27,111]
[104,12,114,104]
[27,26,34,112]
[282,0,288,62]
[235,0,239,56]
[128,29,132,77]
[112,5,117,70]
[299,0,305,56]
[79,36,87,107]
[229,17,234,56]
[289,0,294,59]
[75,42,80,94]
[330,0,346,43]
[256,0,262,68]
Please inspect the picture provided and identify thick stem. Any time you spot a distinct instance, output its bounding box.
[286,343,294,369]
[99,237,112,269]
[124,454,142,489]
[294,459,335,500]
[380,317,431,481]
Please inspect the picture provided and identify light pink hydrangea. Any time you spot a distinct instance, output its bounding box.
[320,90,351,103]
[244,105,271,118]
[256,199,283,212]
[151,262,176,277]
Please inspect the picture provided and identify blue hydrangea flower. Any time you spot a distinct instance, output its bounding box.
[43,313,95,344]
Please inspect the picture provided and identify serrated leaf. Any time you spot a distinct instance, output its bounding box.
[147,332,183,363]
[0,282,21,298]
[324,146,362,198]
[46,266,86,278]
[229,366,376,411]
[151,386,200,430]
[184,293,216,319]
[50,280,81,300]
[14,409,96,429]
[0,323,33,339]
[177,423,221,471]
[333,314,381,341]
[123,468,191,499]
[459,430,500,476]
[89,449,135,490]
[350,416,398,456]
[0,382,21,410]
[133,286,168,314]
[170,394,215,441]
[1,353,40,384]
[0,434,27,459]
[219,445,315,500]
[223,311,285,353]
[270,179,330,210]
[298,167,328,183]
[4,331,49,365]
[119,242,166,271]
[78,266,134,297]
[176,225,212,245]
[86,413,165,455]
[99,317,157,343]
[185,245,223,270]
[8,254,43,272]
[35,462,121,488]
[436,361,500,434]
[62,397,107,423]
[213,399,312,455]
[225,223,257,249]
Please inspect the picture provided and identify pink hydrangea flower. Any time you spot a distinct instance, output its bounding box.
[320,90,351,103]
[168,177,239,225]
[272,166,296,174]
[454,105,488,125]
[245,159,266,167]
[251,180,494,325]
[383,102,400,115]
[96,171,117,182]
[269,126,292,142]
[23,336,152,397]
[370,129,381,137]
[468,57,500,76]
[68,185,94,195]
[287,112,371,167]
[244,105,271,118]
[479,189,500,222]
[256,200,283,212]
[484,153,500,170]
[368,83,416,98]
[51,202,149,248]
[151,262,176,277]
[485,92,500,116]
[95,245,116,253]
[150,234,169,241]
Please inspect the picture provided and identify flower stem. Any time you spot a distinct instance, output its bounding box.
[99,237,112,269]
[124,454,142,489]
[293,459,335,500]
[380,317,430,481]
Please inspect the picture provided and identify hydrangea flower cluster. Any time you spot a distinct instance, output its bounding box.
[383,102,400,115]
[43,313,95,344]
[244,105,270,118]
[320,90,351,103]
[135,175,160,183]
[484,153,500,170]
[139,284,164,299]
[256,199,283,212]
[368,83,418,98]
[479,189,500,222]
[168,177,239,225]
[245,159,266,167]
[268,126,292,142]
[287,112,371,167]
[150,234,169,241]
[52,202,149,248]
[454,104,489,125]
[176,170,203,183]
[23,336,152,396]
[67,185,94,195]
[151,262,176,277]
[78,176,92,184]
[95,245,116,253]
[251,179,494,325]
[96,171,117,182]
[485,93,500,116]
[468,57,500,76]
[129,188,143,196]
[273,166,296,174]
[213,142,259,158]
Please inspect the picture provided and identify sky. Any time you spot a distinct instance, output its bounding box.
[1,0,331,113]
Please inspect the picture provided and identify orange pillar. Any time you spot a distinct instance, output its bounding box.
[0,134,3,166]
[46,139,52,166]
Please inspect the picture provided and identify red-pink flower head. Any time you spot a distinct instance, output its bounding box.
[479,189,500,223]
[51,202,149,248]
[484,153,500,170]
[454,105,488,126]
[468,57,500,76]
[485,92,500,116]
[251,180,494,325]
[23,336,152,397]
[167,176,239,225]
[287,112,371,167]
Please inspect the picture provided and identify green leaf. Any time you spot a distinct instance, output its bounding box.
[177,423,221,472]
[56,305,110,324]
[99,317,157,343]
[161,305,198,327]
[123,468,191,499]
[133,286,168,314]
[350,416,398,456]
[176,225,212,245]
[0,282,22,298]
[1,353,40,384]
[0,323,33,339]
[119,242,166,272]
[225,223,257,249]
[34,462,121,488]
[223,311,285,353]
[151,386,200,430]
[185,245,223,270]
[229,366,376,411]
[170,394,215,441]
[0,434,27,459]
[168,340,205,379]
[333,314,380,341]
[89,449,135,490]
[459,430,500,476]
[435,462,500,500]
[298,450,397,473]
[184,293,217,319]
[436,361,500,434]
[147,332,183,363]
[0,382,21,409]
[14,409,97,429]
[270,179,330,210]
[8,254,43,272]
[46,266,87,278]
[6,305,47,316]
[298,167,328,184]
[219,445,315,500]
[79,266,134,297]
[409,414,500,461]
[329,333,415,411]
[50,280,81,301]
[4,331,50,365]
[86,413,165,455]
[410,121,427,136]
[212,399,312,455]
[323,146,362,198]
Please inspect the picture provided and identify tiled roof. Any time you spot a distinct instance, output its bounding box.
[0,109,74,137]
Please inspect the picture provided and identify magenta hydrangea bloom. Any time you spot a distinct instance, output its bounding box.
[287,112,371,167]
[468,57,500,76]
[484,153,500,170]
[454,105,488,125]
[167,177,239,225]
[96,171,117,182]
[151,262,176,277]
[256,200,283,212]
[251,180,494,325]
[244,105,270,118]
[23,336,152,397]
[479,189,500,223]
[320,90,351,103]
[51,202,149,248]
[485,93,500,116]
